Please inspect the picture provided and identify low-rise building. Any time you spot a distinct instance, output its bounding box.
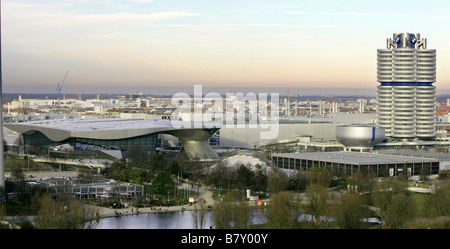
[272,151,440,177]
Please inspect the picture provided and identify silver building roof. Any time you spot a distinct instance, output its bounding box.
[5,118,214,141]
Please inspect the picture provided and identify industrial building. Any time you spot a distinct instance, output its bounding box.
[377,32,437,140]
[272,152,440,177]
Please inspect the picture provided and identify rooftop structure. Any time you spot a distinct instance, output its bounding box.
[336,125,385,151]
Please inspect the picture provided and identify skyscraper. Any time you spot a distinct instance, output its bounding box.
[377,33,436,141]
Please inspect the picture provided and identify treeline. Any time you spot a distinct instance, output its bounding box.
[197,166,450,229]
[1,163,99,229]
[204,160,342,197]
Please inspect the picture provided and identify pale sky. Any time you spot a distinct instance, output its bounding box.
[3,0,450,94]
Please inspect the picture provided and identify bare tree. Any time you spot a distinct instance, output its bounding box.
[35,193,62,229]
[35,193,99,229]
[304,183,334,227]
[212,192,252,229]
[192,200,208,229]
[371,177,415,229]
[333,190,369,229]
[232,201,252,229]
[424,179,450,218]
[268,167,288,195]
[307,165,331,187]
[67,198,99,229]
[265,191,300,229]
[212,192,235,229]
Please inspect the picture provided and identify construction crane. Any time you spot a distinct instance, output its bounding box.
[284,89,302,103]
[285,89,302,116]
[56,70,69,106]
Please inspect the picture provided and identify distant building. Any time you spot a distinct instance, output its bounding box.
[377,32,436,140]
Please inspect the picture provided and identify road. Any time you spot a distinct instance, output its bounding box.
[5,170,79,181]
[32,157,109,168]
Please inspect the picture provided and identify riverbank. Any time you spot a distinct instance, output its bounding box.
[95,183,217,219]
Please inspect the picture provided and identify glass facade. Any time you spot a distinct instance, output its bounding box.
[272,155,440,177]
[23,131,159,153]
[73,134,158,151]
[23,131,58,148]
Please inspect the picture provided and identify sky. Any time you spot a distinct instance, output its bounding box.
[2,0,450,94]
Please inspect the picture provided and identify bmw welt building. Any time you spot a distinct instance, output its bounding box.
[5,119,219,161]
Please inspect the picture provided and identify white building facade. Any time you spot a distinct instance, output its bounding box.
[377,32,436,140]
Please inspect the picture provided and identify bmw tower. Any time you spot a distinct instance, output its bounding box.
[377,33,436,141]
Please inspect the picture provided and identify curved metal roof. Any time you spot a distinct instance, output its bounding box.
[5,118,217,142]
[5,118,221,160]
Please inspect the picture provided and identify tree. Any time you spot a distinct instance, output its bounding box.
[10,159,25,183]
[205,161,232,190]
[265,191,300,229]
[35,193,99,229]
[66,198,99,229]
[304,183,332,226]
[10,159,28,204]
[167,160,181,176]
[424,179,450,218]
[106,158,127,179]
[348,170,377,194]
[288,169,308,192]
[149,153,167,173]
[232,201,252,229]
[268,167,288,195]
[126,146,149,167]
[35,193,65,229]
[235,164,255,190]
[192,201,208,229]
[152,171,174,196]
[212,192,252,229]
[333,190,369,229]
[213,192,235,229]
[371,177,416,229]
[308,165,331,188]
[129,169,147,184]
[253,164,268,193]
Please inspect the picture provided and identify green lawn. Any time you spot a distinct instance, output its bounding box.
[413,192,428,217]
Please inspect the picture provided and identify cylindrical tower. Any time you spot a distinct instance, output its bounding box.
[377,33,436,140]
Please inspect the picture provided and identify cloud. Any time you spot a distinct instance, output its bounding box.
[125,0,155,3]
[73,11,200,23]
[5,2,200,26]
[284,10,450,19]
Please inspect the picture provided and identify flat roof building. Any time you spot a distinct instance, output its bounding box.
[272,152,440,177]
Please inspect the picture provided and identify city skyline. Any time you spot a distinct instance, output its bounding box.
[3,0,450,94]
